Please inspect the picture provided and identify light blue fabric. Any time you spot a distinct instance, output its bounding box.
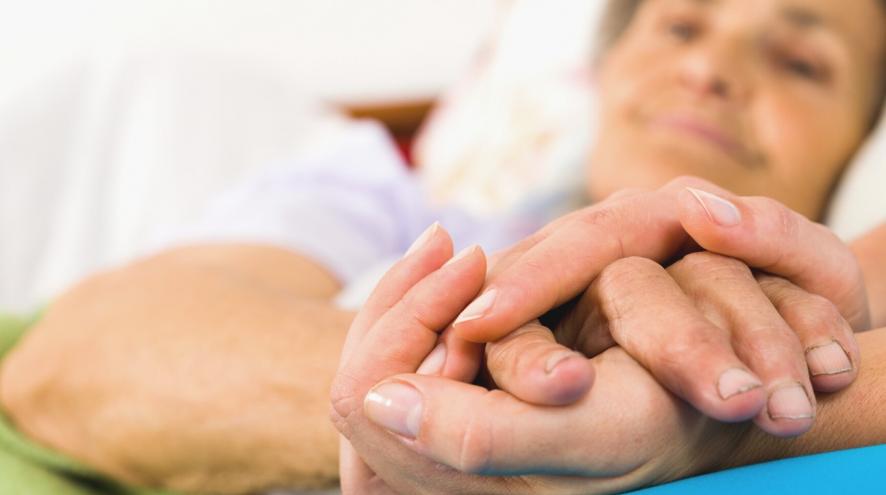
[633,444,886,494]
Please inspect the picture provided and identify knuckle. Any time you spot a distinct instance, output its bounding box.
[605,187,651,201]
[774,205,800,243]
[756,273,790,295]
[483,341,512,376]
[658,325,723,368]
[457,431,492,474]
[328,406,352,439]
[571,208,632,258]
[781,294,847,338]
[329,372,364,436]
[672,252,750,280]
[455,392,503,474]
[596,257,665,332]
[616,255,663,273]
[664,175,714,192]
[396,295,440,332]
[740,324,805,367]
[754,196,800,245]
[485,335,537,383]
[598,257,662,292]
[572,206,622,239]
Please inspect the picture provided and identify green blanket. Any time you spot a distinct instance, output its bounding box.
[0,313,175,495]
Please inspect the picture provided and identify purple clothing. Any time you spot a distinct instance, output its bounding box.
[182,121,546,307]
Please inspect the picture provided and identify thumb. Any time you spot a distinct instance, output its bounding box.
[484,321,594,405]
[678,187,869,330]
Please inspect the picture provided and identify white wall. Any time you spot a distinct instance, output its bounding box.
[0,0,501,104]
[0,0,503,311]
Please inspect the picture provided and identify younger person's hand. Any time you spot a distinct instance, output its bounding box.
[331,227,747,494]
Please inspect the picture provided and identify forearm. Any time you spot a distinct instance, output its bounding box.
[724,326,886,468]
[153,243,343,300]
[0,244,353,494]
[851,223,886,328]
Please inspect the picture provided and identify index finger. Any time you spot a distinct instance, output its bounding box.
[330,242,488,439]
[452,188,688,343]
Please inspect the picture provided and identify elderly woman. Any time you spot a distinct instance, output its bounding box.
[1,0,885,494]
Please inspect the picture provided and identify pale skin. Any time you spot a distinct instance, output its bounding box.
[1,0,885,493]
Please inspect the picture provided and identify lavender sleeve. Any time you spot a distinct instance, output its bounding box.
[180,121,439,285]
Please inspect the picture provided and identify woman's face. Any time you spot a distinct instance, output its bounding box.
[589,0,885,218]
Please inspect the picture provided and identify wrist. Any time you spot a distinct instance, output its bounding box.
[720,326,886,469]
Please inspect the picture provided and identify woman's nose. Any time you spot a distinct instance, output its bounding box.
[677,39,751,103]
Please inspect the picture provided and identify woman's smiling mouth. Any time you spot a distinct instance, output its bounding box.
[649,113,765,168]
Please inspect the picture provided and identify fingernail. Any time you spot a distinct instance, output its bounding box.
[806,341,852,376]
[545,351,582,375]
[686,188,742,227]
[717,368,763,400]
[405,222,441,256]
[444,244,479,267]
[417,342,447,375]
[453,288,498,326]
[364,382,423,439]
[768,384,814,420]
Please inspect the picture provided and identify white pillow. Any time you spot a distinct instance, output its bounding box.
[415,0,886,240]
[827,116,886,240]
[414,0,601,218]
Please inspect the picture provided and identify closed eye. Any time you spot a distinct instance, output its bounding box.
[668,20,701,42]
[777,53,829,82]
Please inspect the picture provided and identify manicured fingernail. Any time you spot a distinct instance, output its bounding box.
[364,382,423,439]
[444,244,479,267]
[717,368,763,400]
[806,341,852,376]
[768,384,813,420]
[417,343,447,375]
[545,351,582,375]
[453,289,498,326]
[405,222,441,256]
[686,188,741,227]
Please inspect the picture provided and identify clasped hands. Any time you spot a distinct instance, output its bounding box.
[330,177,869,494]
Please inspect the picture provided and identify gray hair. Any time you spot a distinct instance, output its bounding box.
[594,0,885,126]
[595,0,643,62]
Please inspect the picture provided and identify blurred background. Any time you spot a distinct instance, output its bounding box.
[1,0,499,104]
[0,0,505,311]
[2,0,884,313]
